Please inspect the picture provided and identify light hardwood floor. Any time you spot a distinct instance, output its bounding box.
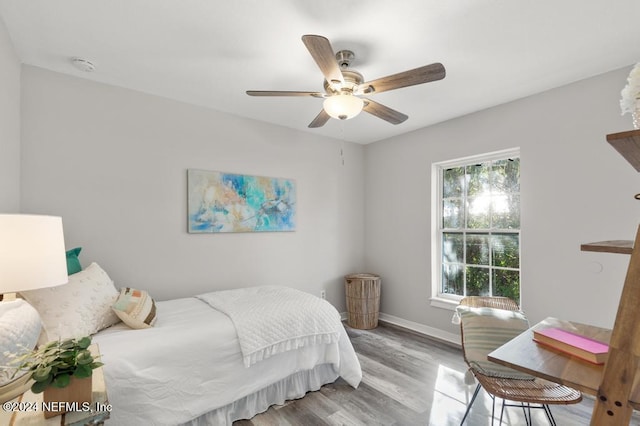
[235,322,640,425]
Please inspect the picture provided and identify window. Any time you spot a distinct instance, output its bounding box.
[432,149,520,306]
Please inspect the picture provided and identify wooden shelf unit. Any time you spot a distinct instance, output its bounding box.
[580,129,640,425]
[607,129,640,172]
[581,240,634,255]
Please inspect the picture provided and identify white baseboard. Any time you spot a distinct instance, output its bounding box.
[340,311,460,347]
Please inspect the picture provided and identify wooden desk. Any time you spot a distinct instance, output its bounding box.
[488,317,640,410]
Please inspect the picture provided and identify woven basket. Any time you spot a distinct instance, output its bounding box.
[345,273,380,329]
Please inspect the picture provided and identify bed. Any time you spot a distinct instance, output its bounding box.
[20,263,362,426]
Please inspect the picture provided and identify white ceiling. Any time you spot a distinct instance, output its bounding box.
[1,0,639,144]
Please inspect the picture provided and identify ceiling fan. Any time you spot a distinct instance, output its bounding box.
[246,35,445,128]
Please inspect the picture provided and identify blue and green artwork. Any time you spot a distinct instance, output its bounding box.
[188,169,296,233]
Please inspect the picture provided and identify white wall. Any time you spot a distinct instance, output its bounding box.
[20,66,365,307]
[0,15,20,212]
[14,60,640,339]
[365,66,640,338]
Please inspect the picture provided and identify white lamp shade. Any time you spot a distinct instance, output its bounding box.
[0,214,68,293]
[323,94,364,120]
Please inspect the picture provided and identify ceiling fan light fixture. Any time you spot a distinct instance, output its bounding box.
[323,94,364,120]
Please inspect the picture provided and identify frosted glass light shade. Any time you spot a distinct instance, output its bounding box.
[0,215,68,293]
[323,94,364,120]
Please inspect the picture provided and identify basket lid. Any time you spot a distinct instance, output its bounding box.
[345,273,380,279]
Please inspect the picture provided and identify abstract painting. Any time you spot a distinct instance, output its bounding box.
[187,169,296,233]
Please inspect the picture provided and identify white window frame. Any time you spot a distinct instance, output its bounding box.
[430,148,521,310]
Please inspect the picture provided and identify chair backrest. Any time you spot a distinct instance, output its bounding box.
[459,296,520,311]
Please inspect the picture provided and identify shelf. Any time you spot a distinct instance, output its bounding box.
[581,240,634,254]
[607,129,640,172]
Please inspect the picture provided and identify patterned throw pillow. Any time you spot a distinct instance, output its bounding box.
[112,288,157,329]
[20,262,121,345]
[456,305,533,379]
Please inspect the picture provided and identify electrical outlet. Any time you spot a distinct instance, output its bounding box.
[320,290,326,300]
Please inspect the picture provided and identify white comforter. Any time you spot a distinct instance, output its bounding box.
[93,294,361,425]
[197,286,341,367]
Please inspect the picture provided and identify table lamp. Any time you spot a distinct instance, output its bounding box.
[0,214,68,402]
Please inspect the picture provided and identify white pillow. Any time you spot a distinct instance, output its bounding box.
[21,262,121,345]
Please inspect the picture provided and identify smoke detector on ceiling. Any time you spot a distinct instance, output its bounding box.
[70,57,95,72]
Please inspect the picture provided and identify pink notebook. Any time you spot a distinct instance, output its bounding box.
[533,327,608,364]
[536,328,608,353]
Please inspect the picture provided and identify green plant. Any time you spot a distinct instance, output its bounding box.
[11,336,103,394]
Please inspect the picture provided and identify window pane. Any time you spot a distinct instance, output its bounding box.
[443,167,465,198]
[467,196,491,229]
[467,163,490,197]
[492,194,520,229]
[442,264,464,295]
[443,198,464,229]
[466,234,489,265]
[492,158,520,193]
[443,232,464,263]
[466,266,490,296]
[492,233,520,268]
[493,269,520,301]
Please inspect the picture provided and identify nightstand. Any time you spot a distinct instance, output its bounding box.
[0,345,111,425]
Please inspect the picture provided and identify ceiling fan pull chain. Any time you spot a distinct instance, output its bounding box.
[340,122,345,166]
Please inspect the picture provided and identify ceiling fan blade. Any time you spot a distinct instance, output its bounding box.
[301,35,344,87]
[246,90,325,98]
[363,99,408,125]
[357,62,445,95]
[308,109,331,128]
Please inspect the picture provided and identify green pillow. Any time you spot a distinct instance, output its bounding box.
[65,247,82,275]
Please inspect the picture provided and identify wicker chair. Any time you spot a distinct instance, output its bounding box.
[458,296,582,425]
